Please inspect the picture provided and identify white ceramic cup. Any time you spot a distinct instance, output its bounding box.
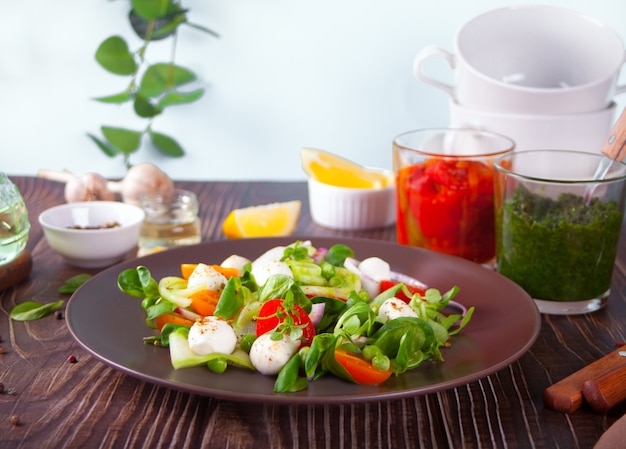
[449,100,617,153]
[414,5,626,114]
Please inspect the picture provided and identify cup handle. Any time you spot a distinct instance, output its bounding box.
[413,46,456,100]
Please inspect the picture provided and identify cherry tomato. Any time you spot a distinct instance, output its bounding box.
[334,349,392,385]
[379,280,426,303]
[256,299,316,347]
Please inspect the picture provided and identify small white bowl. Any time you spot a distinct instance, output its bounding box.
[39,201,145,268]
[307,177,396,230]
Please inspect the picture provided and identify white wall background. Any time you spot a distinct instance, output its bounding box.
[2,0,626,181]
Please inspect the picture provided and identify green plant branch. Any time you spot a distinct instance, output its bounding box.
[88,0,218,168]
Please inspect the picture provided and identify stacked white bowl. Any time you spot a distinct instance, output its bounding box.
[413,5,626,152]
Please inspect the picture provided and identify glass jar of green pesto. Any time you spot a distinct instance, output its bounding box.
[494,150,626,315]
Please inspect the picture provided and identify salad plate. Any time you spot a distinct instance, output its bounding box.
[66,236,541,404]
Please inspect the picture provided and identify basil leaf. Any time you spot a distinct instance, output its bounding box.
[58,274,92,294]
[10,300,65,321]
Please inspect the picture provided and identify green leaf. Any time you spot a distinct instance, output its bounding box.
[139,63,197,98]
[87,133,119,157]
[186,22,220,38]
[325,244,355,266]
[95,36,137,76]
[274,353,307,393]
[158,88,204,108]
[132,0,174,20]
[58,274,93,294]
[134,95,162,118]
[144,299,177,321]
[151,15,186,38]
[117,266,160,299]
[149,131,185,157]
[10,300,64,321]
[101,126,143,154]
[303,333,336,379]
[213,277,245,320]
[93,91,133,104]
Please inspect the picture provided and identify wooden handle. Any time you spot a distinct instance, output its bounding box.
[601,107,626,161]
[543,347,626,413]
[581,365,626,413]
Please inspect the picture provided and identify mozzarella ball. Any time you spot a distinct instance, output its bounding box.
[253,246,286,265]
[188,316,237,356]
[187,263,228,293]
[252,260,293,287]
[220,254,250,274]
[249,333,299,375]
[358,257,391,297]
[377,298,418,322]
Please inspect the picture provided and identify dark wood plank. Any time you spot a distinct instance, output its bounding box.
[1,176,625,449]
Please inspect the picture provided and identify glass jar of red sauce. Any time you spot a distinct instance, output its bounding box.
[393,129,514,264]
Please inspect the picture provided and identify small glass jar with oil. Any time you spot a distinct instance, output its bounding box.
[138,189,201,256]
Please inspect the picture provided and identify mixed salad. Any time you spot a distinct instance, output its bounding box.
[117,240,474,392]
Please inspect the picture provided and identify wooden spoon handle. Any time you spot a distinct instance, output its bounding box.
[601,107,626,161]
[543,347,626,413]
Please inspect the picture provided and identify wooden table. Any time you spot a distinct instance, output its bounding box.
[2,175,626,449]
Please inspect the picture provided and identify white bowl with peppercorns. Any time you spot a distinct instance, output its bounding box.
[39,201,145,268]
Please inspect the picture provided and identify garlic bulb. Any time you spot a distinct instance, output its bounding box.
[37,169,115,202]
[38,163,174,205]
[66,173,116,202]
[107,163,174,206]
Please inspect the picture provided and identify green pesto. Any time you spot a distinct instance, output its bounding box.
[496,186,623,301]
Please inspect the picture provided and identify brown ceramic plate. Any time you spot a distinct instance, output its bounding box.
[66,237,540,404]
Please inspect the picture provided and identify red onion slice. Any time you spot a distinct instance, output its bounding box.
[174,307,202,322]
[389,271,428,290]
[308,302,326,326]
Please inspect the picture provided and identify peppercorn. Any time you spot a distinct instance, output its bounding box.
[10,415,20,426]
[0,346,6,354]
[67,355,77,363]
[55,311,63,320]
[0,382,4,394]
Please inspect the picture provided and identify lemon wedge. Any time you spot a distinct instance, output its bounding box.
[222,201,301,239]
[301,148,394,189]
